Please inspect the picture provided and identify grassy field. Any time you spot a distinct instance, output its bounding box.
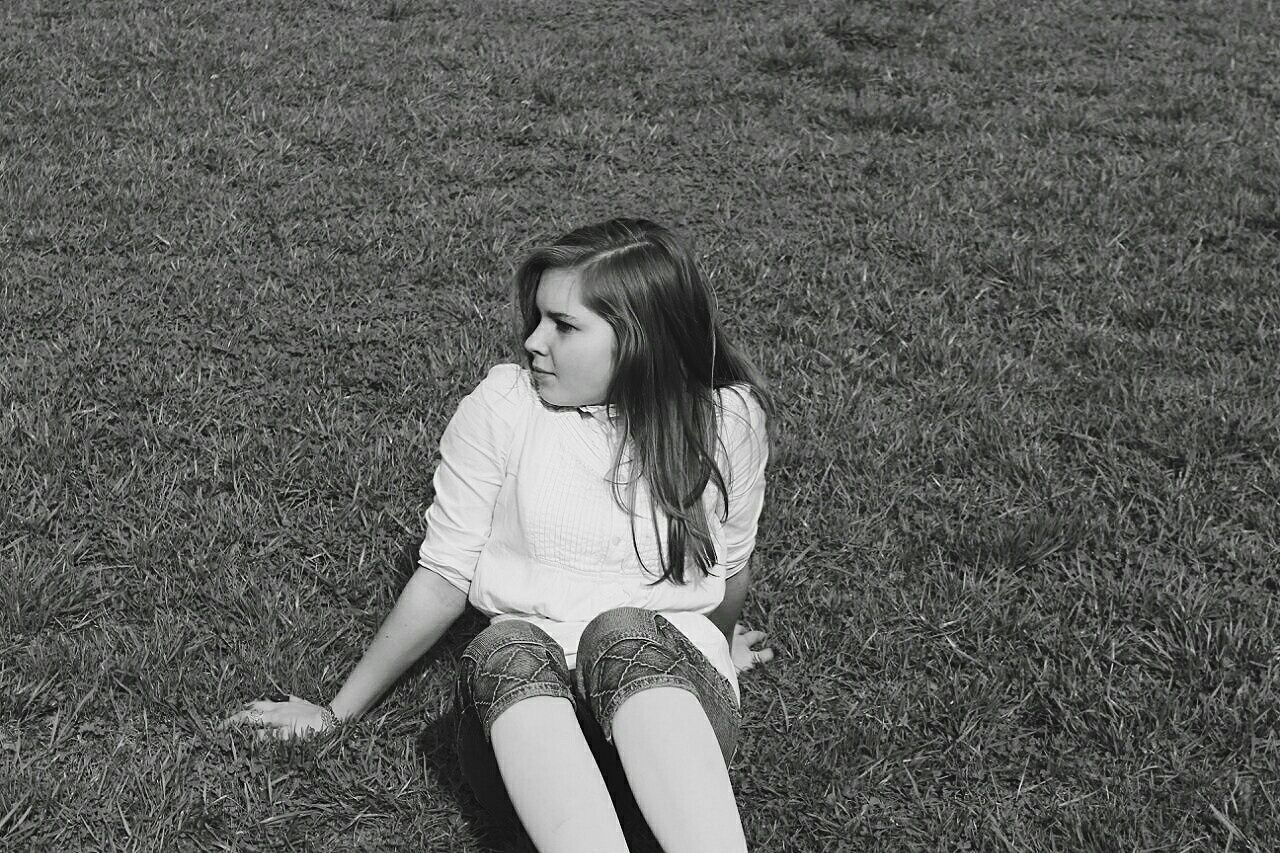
[3,0,1279,850]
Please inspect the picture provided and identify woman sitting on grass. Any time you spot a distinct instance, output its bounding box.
[226,217,775,853]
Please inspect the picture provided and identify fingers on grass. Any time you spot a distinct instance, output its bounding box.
[226,704,277,727]
[255,725,292,743]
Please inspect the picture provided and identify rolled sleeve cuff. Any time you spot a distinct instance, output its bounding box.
[723,554,753,579]
[415,553,472,595]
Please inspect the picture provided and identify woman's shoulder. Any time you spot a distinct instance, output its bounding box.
[462,363,538,420]
[714,383,768,461]
[477,362,536,399]
[715,383,766,431]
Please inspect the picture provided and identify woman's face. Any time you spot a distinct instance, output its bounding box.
[523,267,617,407]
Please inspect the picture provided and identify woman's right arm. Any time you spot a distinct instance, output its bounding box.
[329,568,467,721]
[224,568,467,738]
[225,365,524,738]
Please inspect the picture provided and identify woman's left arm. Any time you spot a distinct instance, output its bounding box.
[708,560,751,645]
[710,388,774,672]
[709,560,774,672]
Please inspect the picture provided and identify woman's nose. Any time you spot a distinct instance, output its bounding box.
[524,325,546,356]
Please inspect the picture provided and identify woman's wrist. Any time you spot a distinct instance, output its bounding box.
[320,703,341,729]
[327,697,357,724]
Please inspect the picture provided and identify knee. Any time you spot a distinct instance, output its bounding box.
[457,620,572,729]
[578,608,656,703]
[576,608,696,742]
[579,606,657,662]
[463,618,545,654]
[460,619,566,680]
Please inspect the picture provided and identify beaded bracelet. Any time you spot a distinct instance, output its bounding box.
[319,704,340,730]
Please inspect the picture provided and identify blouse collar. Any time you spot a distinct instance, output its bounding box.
[576,402,620,423]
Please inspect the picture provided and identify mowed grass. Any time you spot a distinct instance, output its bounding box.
[2,0,1279,849]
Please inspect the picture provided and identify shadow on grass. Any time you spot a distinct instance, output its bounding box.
[414,705,532,853]
[395,540,663,853]
[415,713,665,852]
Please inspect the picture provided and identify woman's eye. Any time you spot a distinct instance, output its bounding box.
[555,321,574,332]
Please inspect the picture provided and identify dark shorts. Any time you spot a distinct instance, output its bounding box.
[453,606,740,835]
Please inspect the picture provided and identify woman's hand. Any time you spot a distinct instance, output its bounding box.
[222,693,335,742]
[731,623,774,673]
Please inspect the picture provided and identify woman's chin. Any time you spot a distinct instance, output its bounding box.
[534,388,587,410]
[533,374,564,403]
[533,386,564,406]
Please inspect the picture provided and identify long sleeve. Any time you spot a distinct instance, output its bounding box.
[417,365,524,593]
[717,386,769,578]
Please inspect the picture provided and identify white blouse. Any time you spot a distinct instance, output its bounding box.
[417,363,769,702]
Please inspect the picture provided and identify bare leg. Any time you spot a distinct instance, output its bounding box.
[611,686,748,853]
[489,695,629,853]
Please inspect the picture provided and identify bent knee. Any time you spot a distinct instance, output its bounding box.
[457,619,573,739]
[579,606,659,660]
[463,618,546,654]
[577,608,689,710]
[460,619,567,675]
